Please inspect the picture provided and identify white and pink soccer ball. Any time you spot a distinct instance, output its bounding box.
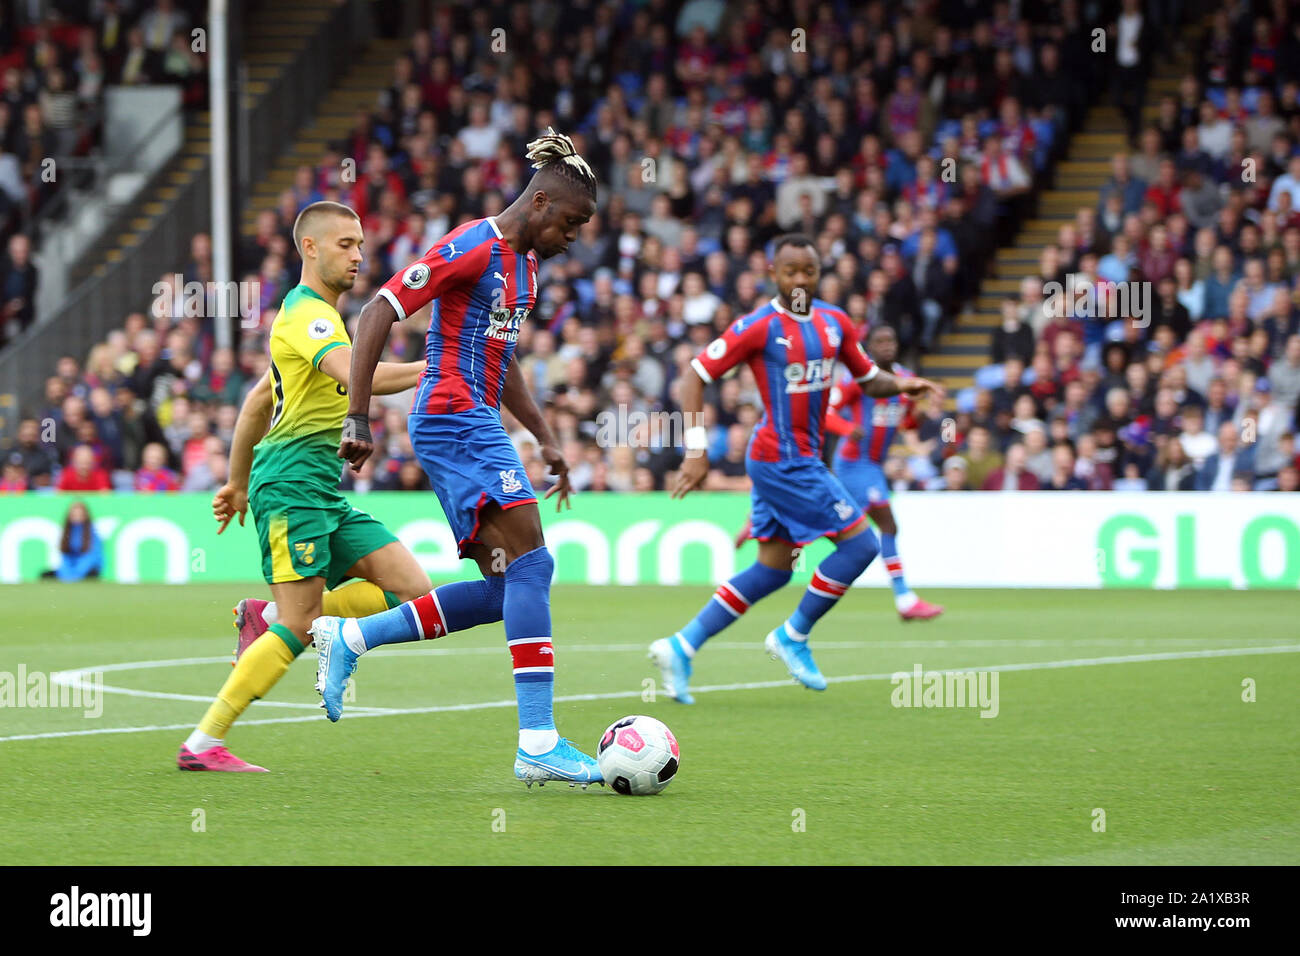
[596,715,680,795]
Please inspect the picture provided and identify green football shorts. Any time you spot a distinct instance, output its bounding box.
[250,482,397,590]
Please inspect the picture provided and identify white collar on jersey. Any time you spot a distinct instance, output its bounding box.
[487,216,504,239]
[769,296,814,321]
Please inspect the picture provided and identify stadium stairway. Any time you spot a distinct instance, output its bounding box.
[237,39,406,235]
[75,0,343,285]
[921,38,1199,407]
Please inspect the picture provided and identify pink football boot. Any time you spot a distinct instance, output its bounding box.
[177,744,269,772]
[232,598,270,665]
[899,598,945,621]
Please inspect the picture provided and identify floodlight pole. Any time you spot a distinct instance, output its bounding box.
[210,0,234,352]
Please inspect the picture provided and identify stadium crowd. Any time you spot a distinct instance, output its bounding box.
[917,0,1300,492]
[0,0,210,349]
[3,0,1295,497]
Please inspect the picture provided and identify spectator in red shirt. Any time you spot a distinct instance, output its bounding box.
[135,442,180,492]
[997,97,1036,169]
[1,456,27,493]
[675,25,715,91]
[982,442,1041,490]
[1144,158,1182,218]
[1038,302,1084,361]
[350,143,407,225]
[57,444,111,492]
[1138,223,1177,282]
[1028,350,1061,407]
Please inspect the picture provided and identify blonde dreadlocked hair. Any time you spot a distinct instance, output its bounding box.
[524,127,598,199]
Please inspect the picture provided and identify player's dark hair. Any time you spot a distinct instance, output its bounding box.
[525,127,597,201]
[868,323,897,342]
[292,201,360,254]
[772,233,817,256]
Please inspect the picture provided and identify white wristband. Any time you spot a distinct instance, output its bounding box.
[685,426,709,451]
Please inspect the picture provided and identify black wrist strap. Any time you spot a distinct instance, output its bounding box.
[341,413,372,445]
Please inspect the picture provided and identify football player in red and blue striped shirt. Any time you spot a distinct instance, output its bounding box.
[322,130,603,787]
[650,235,943,702]
[826,323,944,621]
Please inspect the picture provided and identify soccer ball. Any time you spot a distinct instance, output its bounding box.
[596,715,680,795]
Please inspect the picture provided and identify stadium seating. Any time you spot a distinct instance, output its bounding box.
[2,1,1296,499]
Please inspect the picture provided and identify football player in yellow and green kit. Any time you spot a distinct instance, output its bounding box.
[177,201,431,771]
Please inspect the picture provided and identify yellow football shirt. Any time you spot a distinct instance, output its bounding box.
[249,284,352,494]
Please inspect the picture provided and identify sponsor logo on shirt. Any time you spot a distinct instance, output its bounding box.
[872,402,907,426]
[783,357,836,393]
[487,306,530,342]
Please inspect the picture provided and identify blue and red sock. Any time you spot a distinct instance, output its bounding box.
[348,577,506,650]
[503,547,557,750]
[880,532,910,599]
[787,530,879,639]
[674,561,791,656]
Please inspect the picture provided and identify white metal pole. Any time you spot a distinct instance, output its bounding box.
[210,0,232,352]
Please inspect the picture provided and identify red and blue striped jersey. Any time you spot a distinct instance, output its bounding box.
[691,297,879,462]
[377,217,538,415]
[828,364,917,463]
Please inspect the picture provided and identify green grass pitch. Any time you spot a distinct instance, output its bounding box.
[1,583,1296,865]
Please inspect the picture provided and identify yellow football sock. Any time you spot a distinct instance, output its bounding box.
[322,580,401,618]
[197,624,300,738]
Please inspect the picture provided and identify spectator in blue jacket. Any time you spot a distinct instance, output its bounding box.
[1096,153,1148,216]
[1197,421,1256,491]
[43,501,104,581]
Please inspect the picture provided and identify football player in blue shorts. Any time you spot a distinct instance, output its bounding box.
[313,130,602,787]
[826,323,945,620]
[650,235,944,703]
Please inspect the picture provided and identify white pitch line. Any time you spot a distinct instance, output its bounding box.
[47,668,402,714]
[58,656,236,674]
[35,635,1258,672]
[2,643,1297,744]
[307,637,1284,656]
[37,636,1287,712]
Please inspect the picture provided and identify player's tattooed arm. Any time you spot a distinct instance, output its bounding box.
[338,294,400,469]
[214,372,273,533]
[672,366,710,499]
[501,356,571,511]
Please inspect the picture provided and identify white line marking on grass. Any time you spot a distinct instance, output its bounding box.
[36,635,1276,711]
[48,666,401,714]
[3,643,1297,744]
[368,636,1282,655]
